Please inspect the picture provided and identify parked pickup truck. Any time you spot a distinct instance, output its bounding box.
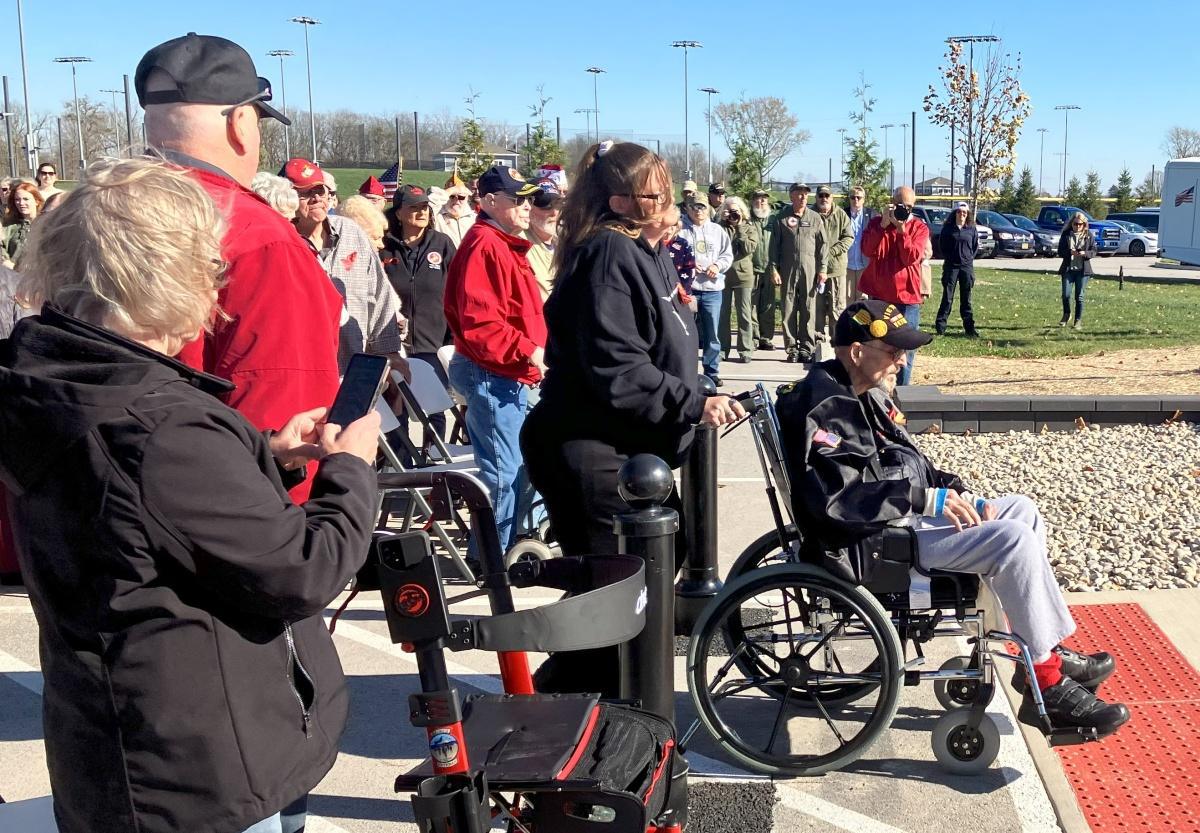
[1036,205,1121,256]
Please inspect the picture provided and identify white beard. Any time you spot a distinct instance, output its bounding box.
[752,206,771,219]
[445,202,469,220]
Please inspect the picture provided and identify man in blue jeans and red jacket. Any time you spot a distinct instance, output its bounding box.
[444,165,547,553]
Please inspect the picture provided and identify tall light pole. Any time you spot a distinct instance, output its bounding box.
[268,49,294,160]
[836,127,847,187]
[900,123,908,186]
[699,86,718,184]
[1055,105,1080,196]
[290,16,320,161]
[586,67,605,139]
[17,0,34,172]
[100,87,122,155]
[880,123,894,190]
[574,108,597,143]
[54,56,92,173]
[946,35,999,194]
[671,40,702,178]
[1037,127,1049,195]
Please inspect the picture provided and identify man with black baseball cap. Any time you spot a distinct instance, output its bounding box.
[707,181,726,209]
[774,301,1130,740]
[444,165,547,555]
[139,33,344,509]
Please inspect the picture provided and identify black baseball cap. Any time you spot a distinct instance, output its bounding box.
[478,165,539,198]
[833,300,933,351]
[708,182,726,194]
[392,183,432,209]
[135,33,290,125]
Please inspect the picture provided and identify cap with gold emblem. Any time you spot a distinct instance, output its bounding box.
[833,299,933,350]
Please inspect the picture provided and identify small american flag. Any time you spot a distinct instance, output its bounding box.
[1176,186,1194,208]
[379,162,402,200]
[812,428,842,449]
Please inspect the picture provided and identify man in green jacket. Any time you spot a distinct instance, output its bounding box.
[768,182,828,363]
[749,189,776,351]
[719,196,760,362]
[814,185,855,340]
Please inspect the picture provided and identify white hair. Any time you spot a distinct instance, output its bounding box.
[250,172,300,219]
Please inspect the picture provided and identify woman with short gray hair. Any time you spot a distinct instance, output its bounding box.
[250,170,301,220]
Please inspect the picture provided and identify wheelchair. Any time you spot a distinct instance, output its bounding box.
[682,384,1112,776]
[374,468,688,833]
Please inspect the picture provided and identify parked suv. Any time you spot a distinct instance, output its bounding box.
[912,204,995,259]
[1002,214,1058,256]
[975,209,1036,257]
[1036,205,1121,255]
[1106,211,1160,234]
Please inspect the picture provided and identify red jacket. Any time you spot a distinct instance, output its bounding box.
[857,216,930,306]
[177,168,343,501]
[444,217,547,384]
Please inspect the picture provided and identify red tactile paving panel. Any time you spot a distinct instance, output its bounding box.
[1056,603,1200,833]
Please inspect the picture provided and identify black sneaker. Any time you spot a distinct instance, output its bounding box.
[795,351,813,364]
[935,325,947,335]
[757,341,776,351]
[1012,646,1116,693]
[785,351,799,364]
[1029,677,1130,735]
[965,329,981,339]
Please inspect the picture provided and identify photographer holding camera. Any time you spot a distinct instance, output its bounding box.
[718,196,760,364]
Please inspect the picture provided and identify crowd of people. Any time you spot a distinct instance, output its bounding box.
[0,31,1126,833]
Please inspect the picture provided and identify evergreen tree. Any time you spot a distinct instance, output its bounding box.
[1012,167,1040,218]
[992,172,1016,213]
[1080,170,1107,218]
[522,85,565,171]
[843,75,891,212]
[726,140,767,197]
[1108,168,1135,212]
[456,89,491,181]
[1064,176,1085,207]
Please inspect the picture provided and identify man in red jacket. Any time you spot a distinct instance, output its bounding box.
[444,165,546,553]
[857,186,931,386]
[137,34,344,502]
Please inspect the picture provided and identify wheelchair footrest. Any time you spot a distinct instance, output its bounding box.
[1047,727,1102,747]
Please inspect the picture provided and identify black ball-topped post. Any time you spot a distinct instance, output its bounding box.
[677,374,723,633]
[614,454,679,728]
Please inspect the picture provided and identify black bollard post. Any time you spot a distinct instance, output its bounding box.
[614,454,679,728]
[676,374,723,634]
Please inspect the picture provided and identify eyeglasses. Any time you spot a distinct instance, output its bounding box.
[36,170,54,177]
[850,194,864,200]
[1072,222,1086,227]
[865,342,905,360]
[623,192,668,204]
[688,204,710,211]
[298,186,331,201]
[495,193,533,206]
[449,194,468,201]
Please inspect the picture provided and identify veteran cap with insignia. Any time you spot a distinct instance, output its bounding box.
[280,157,324,189]
[393,183,431,209]
[833,299,934,351]
[478,165,539,199]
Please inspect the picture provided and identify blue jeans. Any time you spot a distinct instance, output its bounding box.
[448,353,534,552]
[240,795,308,833]
[897,302,921,386]
[1061,270,1089,322]
[694,290,722,376]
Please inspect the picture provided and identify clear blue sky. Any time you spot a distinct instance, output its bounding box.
[5,0,1191,191]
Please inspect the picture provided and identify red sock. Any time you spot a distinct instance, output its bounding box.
[1033,652,1063,690]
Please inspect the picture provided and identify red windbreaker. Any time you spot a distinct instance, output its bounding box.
[857,216,930,306]
[178,168,344,501]
[443,218,547,384]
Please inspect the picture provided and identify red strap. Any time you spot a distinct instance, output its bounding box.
[554,705,602,780]
[641,738,675,807]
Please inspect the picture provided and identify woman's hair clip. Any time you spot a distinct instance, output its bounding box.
[595,140,614,160]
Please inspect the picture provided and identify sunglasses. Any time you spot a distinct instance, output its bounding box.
[1072,222,1086,227]
[298,186,331,201]
[494,193,533,206]
[449,194,468,201]
[37,170,54,176]
[850,194,864,200]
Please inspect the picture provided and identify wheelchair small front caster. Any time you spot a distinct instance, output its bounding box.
[931,708,999,774]
[505,538,554,570]
[933,656,994,710]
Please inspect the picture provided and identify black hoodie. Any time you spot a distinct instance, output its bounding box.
[0,307,376,833]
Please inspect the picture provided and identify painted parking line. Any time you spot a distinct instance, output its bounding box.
[0,647,43,695]
[776,788,910,833]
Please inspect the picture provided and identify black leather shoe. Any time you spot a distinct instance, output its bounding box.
[965,329,981,339]
[785,351,799,364]
[935,325,946,335]
[1032,677,1130,735]
[757,341,776,351]
[707,374,723,387]
[1012,646,1116,693]
[795,351,813,364]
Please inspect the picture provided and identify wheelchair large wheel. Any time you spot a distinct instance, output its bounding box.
[726,525,800,582]
[688,563,903,776]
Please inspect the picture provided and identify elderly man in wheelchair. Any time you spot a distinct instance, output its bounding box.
[773,299,1130,737]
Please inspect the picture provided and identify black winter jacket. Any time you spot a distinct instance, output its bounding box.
[0,307,377,833]
[775,359,968,553]
[938,220,978,268]
[532,226,707,467]
[382,228,457,355]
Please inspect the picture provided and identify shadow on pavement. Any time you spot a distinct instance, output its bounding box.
[307,793,415,824]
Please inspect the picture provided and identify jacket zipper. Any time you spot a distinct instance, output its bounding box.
[284,622,314,738]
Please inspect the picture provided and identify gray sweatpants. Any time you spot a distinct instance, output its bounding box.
[915,494,1075,660]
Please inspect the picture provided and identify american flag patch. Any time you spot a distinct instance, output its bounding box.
[813,429,842,448]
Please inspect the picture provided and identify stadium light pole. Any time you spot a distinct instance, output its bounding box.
[699,86,718,184]
[946,35,999,193]
[1055,105,1080,196]
[836,127,847,186]
[290,16,320,161]
[17,0,35,172]
[100,87,122,155]
[671,40,702,178]
[574,108,597,144]
[586,67,605,139]
[54,56,91,173]
[880,123,894,190]
[1037,127,1048,195]
[268,49,294,159]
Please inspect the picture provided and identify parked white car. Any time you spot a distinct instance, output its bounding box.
[1109,219,1159,256]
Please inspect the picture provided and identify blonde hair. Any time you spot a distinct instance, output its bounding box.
[338,195,387,250]
[18,157,226,351]
[250,171,300,219]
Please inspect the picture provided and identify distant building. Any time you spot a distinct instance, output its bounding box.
[914,176,964,197]
[435,144,521,172]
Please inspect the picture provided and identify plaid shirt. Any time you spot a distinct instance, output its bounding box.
[308,215,404,370]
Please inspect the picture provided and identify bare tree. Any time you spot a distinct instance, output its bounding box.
[924,41,1031,212]
[1162,126,1200,159]
[711,95,809,182]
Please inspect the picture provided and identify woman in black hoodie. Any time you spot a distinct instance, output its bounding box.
[934,201,979,337]
[0,159,381,833]
[520,140,743,694]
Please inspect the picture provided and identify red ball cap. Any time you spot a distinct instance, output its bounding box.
[282,157,324,189]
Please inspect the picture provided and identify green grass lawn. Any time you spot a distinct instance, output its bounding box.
[922,268,1200,358]
[324,167,447,192]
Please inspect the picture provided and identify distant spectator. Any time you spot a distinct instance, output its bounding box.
[0,263,26,338]
[814,184,854,339]
[323,170,339,211]
[679,198,733,385]
[768,182,827,364]
[0,178,14,225]
[707,181,726,210]
[1057,211,1096,330]
[358,175,386,207]
[3,182,43,268]
[844,185,869,306]
[749,189,776,350]
[935,201,980,337]
[526,179,565,299]
[283,157,405,372]
[718,195,760,363]
[434,170,476,247]
[35,163,66,211]
[338,194,388,252]
[534,164,569,195]
[677,178,698,213]
[249,171,300,220]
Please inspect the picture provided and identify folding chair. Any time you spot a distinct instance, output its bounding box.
[436,344,470,445]
[396,360,473,466]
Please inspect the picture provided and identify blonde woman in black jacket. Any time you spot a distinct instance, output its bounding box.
[1057,211,1096,329]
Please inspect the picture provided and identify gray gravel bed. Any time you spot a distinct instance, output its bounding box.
[913,422,1200,592]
